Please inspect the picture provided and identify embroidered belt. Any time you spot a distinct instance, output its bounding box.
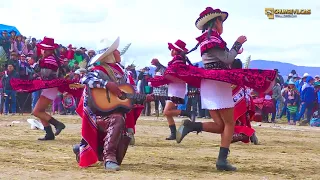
[204,61,229,70]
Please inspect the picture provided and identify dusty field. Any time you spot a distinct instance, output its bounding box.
[0,115,319,180]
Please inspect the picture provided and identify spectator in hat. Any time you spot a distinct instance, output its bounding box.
[274,69,284,85]
[286,73,293,83]
[271,78,282,122]
[315,75,320,82]
[0,30,11,57]
[74,48,84,63]
[279,83,289,118]
[298,73,310,94]
[292,74,300,89]
[18,54,31,80]
[291,70,297,75]
[292,74,299,81]
[7,52,19,69]
[282,80,300,125]
[126,64,137,81]
[80,47,89,62]
[141,72,152,116]
[297,76,316,125]
[87,50,95,60]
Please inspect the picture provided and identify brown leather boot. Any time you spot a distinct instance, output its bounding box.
[103,115,125,170]
[116,134,131,165]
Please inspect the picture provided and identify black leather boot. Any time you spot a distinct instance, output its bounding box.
[73,144,80,163]
[49,117,66,136]
[176,120,202,143]
[180,110,196,122]
[38,126,55,141]
[216,147,237,171]
[165,125,176,140]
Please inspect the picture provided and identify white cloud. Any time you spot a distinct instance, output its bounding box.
[0,0,319,67]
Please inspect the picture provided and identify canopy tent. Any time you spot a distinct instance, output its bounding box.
[0,24,21,36]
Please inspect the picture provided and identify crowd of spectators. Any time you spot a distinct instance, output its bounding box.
[258,70,320,127]
[0,30,94,115]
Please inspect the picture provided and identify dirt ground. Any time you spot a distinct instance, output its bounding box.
[0,115,319,180]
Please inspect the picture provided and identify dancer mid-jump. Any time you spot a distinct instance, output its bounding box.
[151,40,196,140]
[150,7,276,171]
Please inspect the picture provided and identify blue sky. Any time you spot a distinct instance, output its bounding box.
[0,0,319,68]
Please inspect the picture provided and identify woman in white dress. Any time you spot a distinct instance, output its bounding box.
[163,40,196,140]
[175,7,247,171]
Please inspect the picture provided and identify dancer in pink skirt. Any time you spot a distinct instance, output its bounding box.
[149,7,276,171]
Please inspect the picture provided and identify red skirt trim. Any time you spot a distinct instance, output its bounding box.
[10,78,83,98]
[149,64,277,93]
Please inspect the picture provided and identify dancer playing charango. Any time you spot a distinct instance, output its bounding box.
[73,37,150,171]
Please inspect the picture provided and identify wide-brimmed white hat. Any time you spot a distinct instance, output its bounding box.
[303,73,310,78]
[195,7,229,30]
[89,37,120,66]
[27,119,44,131]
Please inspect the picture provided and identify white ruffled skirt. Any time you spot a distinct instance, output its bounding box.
[167,82,186,99]
[200,79,234,110]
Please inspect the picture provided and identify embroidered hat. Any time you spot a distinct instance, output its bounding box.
[168,39,188,52]
[195,7,229,30]
[36,37,59,50]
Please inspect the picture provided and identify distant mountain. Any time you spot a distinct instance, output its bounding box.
[144,60,320,78]
[249,60,320,77]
